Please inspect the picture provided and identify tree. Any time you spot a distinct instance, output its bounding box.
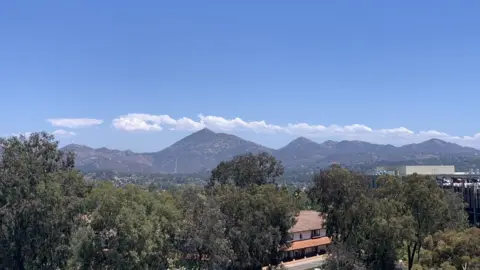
[308,164,371,245]
[370,174,467,270]
[310,166,403,269]
[399,174,467,270]
[211,184,297,269]
[321,243,367,270]
[209,152,284,188]
[0,132,89,269]
[173,185,233,269]
[206,153,296,269]
[291,187,317,210]
[68,182,180,269]
[308,166,468,270]
[420,228,480,270]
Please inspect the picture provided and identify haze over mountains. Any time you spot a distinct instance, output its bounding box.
[58,128,480,174]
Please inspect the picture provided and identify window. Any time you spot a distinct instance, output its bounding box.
[312,229,322,237]
[299,233,303,240]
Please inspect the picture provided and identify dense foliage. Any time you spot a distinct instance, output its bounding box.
[0,133,89,270]
[0,133,298,270]
[308,165,470,270]
[420,227,480,269]
[1,133,478,270]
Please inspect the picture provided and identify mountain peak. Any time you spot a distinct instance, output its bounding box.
[194,128,215,135]
[422,138,448,145]
[151,127,272,173]
[400,138,478,154]
[292,136,315,144]
[280,137,319,150]
[187,128,217,139]
[62,144,93,151]
[170,128,218,147]
[410,138,453,148]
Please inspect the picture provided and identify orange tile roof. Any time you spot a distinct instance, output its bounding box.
[290,210,325,233]
[286,237,332,251]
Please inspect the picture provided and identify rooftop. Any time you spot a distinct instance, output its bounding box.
[290,210,324,233]
[286,237,331,251]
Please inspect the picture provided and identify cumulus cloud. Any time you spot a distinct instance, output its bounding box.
[52,129,76,137]
[111,113,480,147]
[47,118,103,128]
[198,115,283,133]
[112,114,203,132]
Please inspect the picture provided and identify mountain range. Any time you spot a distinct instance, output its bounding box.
[59,128,480,174]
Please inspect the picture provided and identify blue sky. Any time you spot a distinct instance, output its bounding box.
[1,0,480,151]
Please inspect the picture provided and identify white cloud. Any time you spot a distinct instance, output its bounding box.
[379,127,414,135]
[112,113,480,147]
[52,129,76,137]
[47,118,103,128]
[112,113,204,131]
[198,114,283,133]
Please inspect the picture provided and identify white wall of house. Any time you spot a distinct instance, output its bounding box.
[292,229,326,241]
[292,230,311,241]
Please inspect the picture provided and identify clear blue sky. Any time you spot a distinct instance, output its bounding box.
[1,0,480,151]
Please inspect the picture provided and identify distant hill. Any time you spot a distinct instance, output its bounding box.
[399,138,479,155]
[61,144,155,173]
[55,129,480,173]
[276,137,329,163]
[146,128,273,173]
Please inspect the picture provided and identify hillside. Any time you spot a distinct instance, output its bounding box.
[62,144,155,173]
[146,128,273,173]
[276,137,330,164]
[58,129,480,173]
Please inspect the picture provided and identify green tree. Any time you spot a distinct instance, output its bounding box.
[399,174,467,270]
[212,184,297,270]
[321,243,367,270]
[311,166,401,269]
[0,132,89,270]
[420,227,480,270]
[206,153,296,269]
[68,182,179,269]
[209,152,284,188]
[291,187,316,210]
[173,185,233,269]
[308,165,371,245]
[309,166,468,270]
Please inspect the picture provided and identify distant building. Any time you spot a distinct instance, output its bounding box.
[375,165,455,176]
[282,210,331,262]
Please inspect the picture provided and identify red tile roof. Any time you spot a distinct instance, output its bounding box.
[290,210,325,233]
[286,237,331,251]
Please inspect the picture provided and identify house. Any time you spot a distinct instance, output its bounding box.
[282,210,331,262]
